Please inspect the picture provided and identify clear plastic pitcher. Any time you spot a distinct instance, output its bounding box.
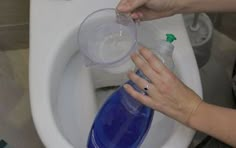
[78,8,137,69]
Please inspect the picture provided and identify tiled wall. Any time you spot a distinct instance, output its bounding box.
[0,0,29,50]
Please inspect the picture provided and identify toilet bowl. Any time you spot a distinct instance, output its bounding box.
[30,0,202,147]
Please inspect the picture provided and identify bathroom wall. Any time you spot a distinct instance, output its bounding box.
[0,0,29,50]
[208,12,236,41]
[216,13,236,41]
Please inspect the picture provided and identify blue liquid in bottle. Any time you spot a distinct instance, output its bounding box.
[88,70,154,148]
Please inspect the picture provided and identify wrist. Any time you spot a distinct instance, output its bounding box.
[177,0,236,13]
[177,0,205,14]
[187,101,208,129]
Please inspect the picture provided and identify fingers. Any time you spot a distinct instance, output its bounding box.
[136,7,174,20]
[130,8,161,20]
[139,48,168,74]
[130,11,144,20]
[117,0,147,13]
[131,52,159,83]
[127,71,155,95]
[123,84,156,109]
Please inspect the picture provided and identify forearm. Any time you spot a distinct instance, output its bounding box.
[179,0,236,13]
[189,102,236,147]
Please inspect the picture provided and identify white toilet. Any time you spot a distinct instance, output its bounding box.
[30,0,203,147]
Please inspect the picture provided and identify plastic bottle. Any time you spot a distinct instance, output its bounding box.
[87,34,176,148]
[88,70,153,148]
[153,34,176,71]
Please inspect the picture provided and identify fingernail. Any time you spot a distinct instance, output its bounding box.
[130,52,136,58]
[123,84,128,89]
[117,4,128,12]
[128,69,133,72]
[137,12,143,18]
[117,5,124,11]
[140,47,146,51]
[131,13,139,19]
[128,70,134,75]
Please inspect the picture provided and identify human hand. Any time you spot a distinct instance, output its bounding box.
[117,0,186,20]
[124,48,202,124]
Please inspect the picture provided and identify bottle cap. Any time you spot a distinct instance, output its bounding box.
[166,34,176,43]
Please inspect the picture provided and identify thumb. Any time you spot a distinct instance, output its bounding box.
[117,0,147,12]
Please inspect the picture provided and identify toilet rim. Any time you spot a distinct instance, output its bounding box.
[30,56,73,148]
[30,28,78,148]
